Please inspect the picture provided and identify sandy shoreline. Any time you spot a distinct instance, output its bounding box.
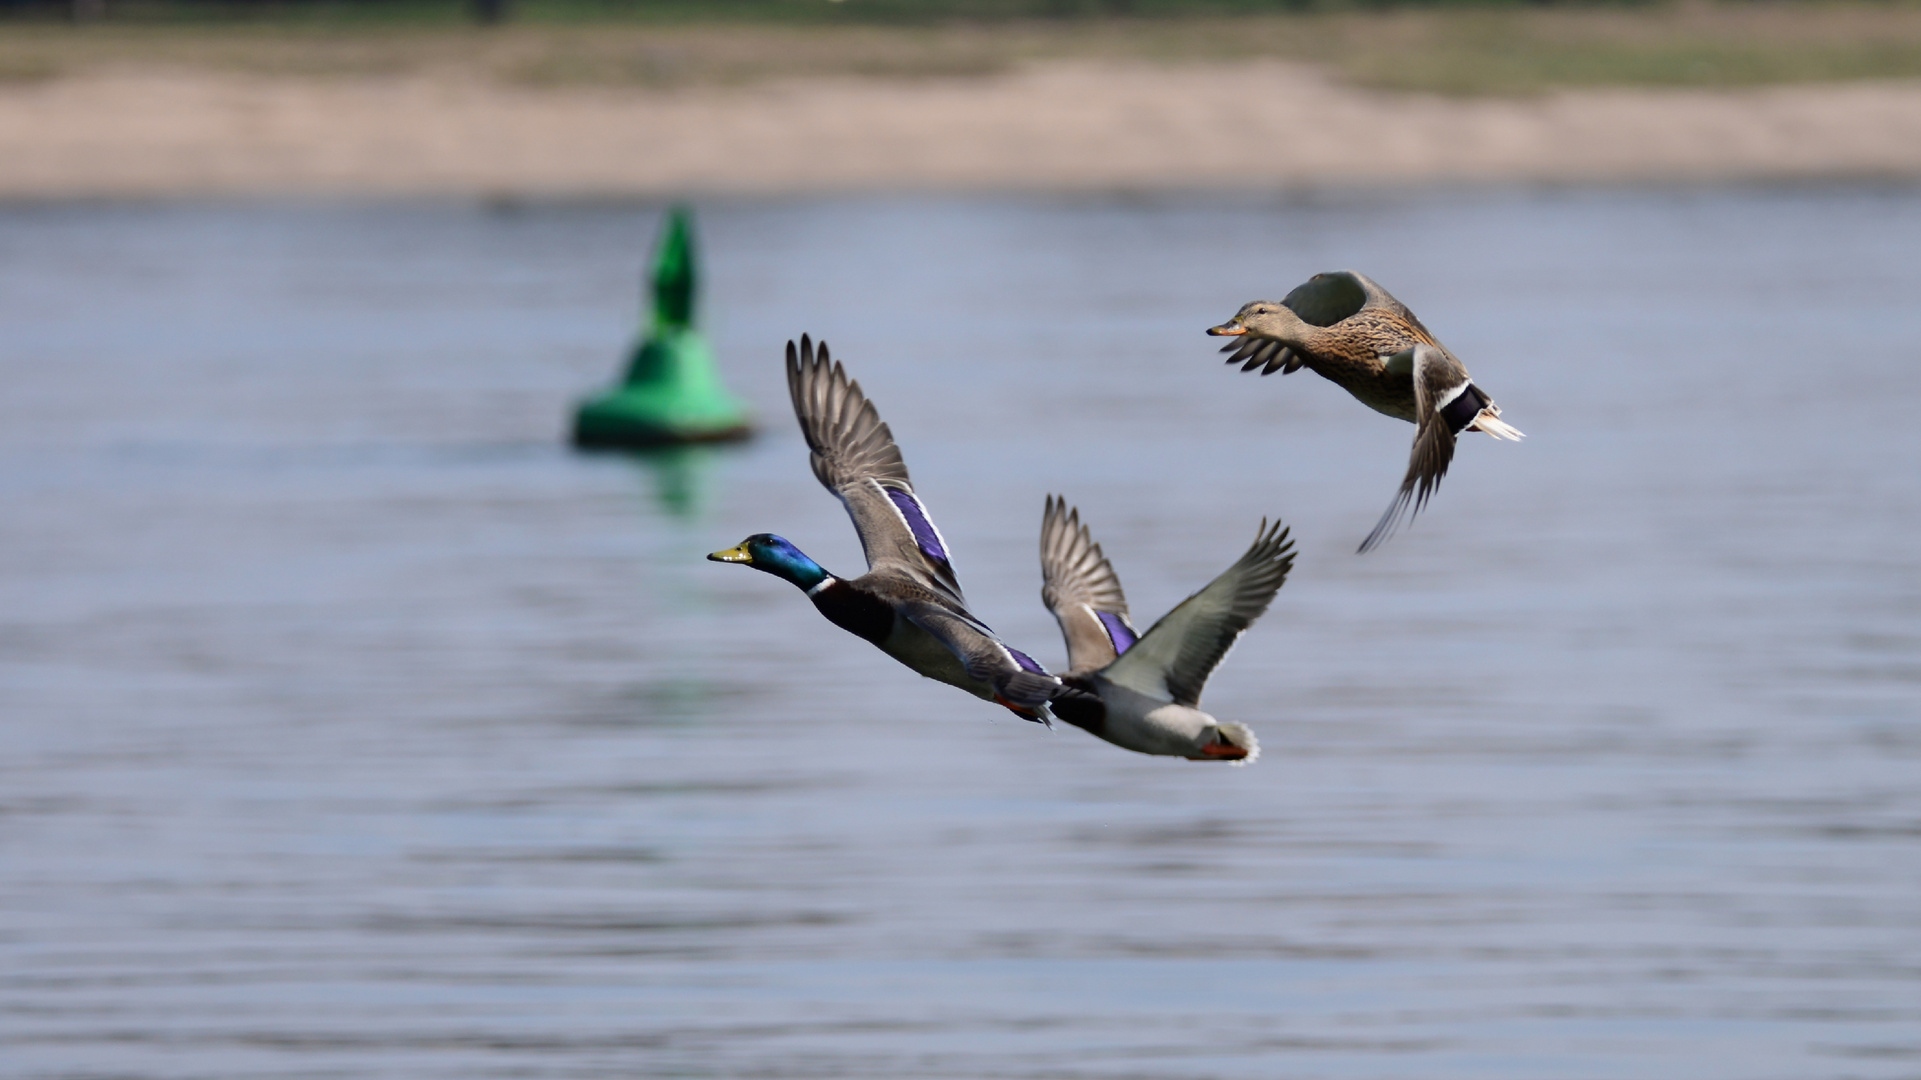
[4,61,1921,197]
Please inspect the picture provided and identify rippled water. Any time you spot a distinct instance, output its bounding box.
[2,190,1918,1079]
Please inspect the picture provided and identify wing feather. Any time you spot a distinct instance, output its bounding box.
[1039,496,1138,675]
[1101,519,1295,708]
[786,336,964,600]
[1221,336,1265,366]
[1281,270,1369,326]
[1358,343,1469,553]
[899,601,1060,718]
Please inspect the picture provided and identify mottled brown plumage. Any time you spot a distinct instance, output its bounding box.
[1208,270,1522,552]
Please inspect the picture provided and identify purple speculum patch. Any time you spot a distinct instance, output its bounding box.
[887,489,950,564]
[1096,611,1137,654]
[1006,647,1047,675]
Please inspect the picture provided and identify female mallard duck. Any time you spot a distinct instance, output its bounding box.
[1038,496,1294,762]
[1208,270,1523,552]
[709,335,1062,723]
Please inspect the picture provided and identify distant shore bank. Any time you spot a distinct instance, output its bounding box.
[5,62,1921,198]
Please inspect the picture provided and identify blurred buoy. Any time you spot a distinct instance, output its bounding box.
[572,207,753,449]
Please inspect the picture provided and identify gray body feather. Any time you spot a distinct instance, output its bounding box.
[1038,498,1294,761]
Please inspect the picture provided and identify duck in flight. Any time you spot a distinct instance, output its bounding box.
[1038,496,1294,762]
[709,336,1062,723]
[1208,270,1522,552]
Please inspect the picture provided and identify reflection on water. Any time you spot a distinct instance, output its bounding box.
[1,192,1918,1079]
[625,444,729,519]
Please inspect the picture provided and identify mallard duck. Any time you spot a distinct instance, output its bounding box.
[709,336,1062,723]
[1207,270,1523,552]
[1039,496,1294,762]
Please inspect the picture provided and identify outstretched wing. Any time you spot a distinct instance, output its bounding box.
[1039,495,1138,675]
[1219,334,1301,376]
[1217,271,1408,376]
[1358,344,1476,554]
[787,335,964,602]
[1283,270,1371,326]
[1102,519,1295,708]
[1327,269,1439,342]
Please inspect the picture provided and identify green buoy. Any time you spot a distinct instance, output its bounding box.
[572,207,753,448]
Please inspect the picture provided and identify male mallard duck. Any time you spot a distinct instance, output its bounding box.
[1207,270,1523,552]
[709,336,1062,723]
[1038,496,1294,762]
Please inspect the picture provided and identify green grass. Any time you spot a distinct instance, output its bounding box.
[7,1,1921,95]
[1326,5,1921,93]
[1,0,1630,28]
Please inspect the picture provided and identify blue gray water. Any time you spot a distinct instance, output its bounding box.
[2,189,1917,1079]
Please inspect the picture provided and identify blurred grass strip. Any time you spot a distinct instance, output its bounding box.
[0,0,1670,27]
[6,2,1921,94]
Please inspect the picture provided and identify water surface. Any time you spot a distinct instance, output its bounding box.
[2,190,1918,1079]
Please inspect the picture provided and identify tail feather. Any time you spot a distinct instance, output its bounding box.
[996,669,1062,726]
[1193,722,1260,764]
[995,697,1056,727]
[1469,408,1524,441]
[1218,722,1259,763]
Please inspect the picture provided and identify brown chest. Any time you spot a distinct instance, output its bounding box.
[1301,339,1420,423]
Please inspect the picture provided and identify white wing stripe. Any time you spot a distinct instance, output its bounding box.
[1433,381,1469,411]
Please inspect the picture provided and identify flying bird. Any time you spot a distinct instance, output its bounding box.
[1209,270,1522,552]
[709,336,1062,723]
[1038,496,1294,762]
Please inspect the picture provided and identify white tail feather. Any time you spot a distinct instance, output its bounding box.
[1470,409,1524,441]
[1216,722,1260,765]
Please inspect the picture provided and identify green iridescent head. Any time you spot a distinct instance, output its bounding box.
[707,533,828,591]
